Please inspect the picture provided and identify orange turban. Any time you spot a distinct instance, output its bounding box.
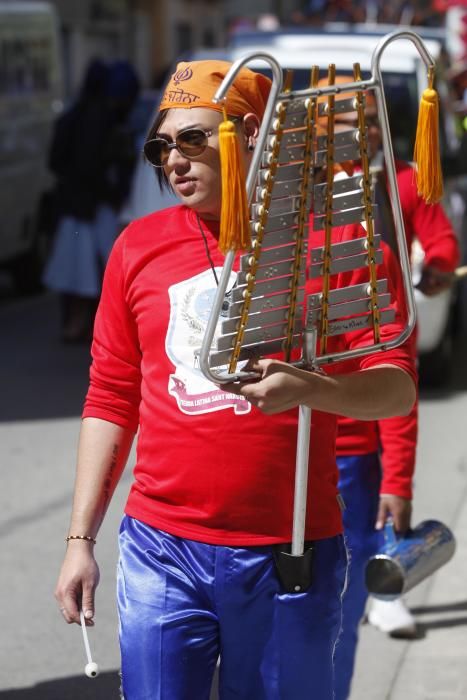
[159,60,271,119]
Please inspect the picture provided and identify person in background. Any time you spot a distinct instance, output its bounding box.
[42,59,140,343]
[326,77,460,700]
[54,60,416,699]
[104,60,141,214]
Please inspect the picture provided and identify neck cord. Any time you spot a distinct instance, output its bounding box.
[196,213,219,286]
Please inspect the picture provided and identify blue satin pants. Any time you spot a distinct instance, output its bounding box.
[333,453,381,700]
[117,515,347,700]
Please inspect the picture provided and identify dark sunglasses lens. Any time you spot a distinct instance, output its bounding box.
[177,129,208,157]
[144,139,168,167]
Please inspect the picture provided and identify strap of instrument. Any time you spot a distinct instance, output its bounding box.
[353,62,381,344]
[227,71,294,374]
[284,66,319,362]
[319,64,336,355]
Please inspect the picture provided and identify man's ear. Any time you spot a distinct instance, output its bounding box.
[242,112,260,145]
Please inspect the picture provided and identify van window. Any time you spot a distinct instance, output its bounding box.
[380,72,419,161]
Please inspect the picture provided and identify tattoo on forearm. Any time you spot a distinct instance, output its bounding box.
[102,444,119,510]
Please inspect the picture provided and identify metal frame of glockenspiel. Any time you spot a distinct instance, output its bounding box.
[199,29,438,384]
[198,31,434,581]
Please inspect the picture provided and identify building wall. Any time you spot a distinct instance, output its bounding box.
[45,0,128,97]
[147,0,226,85]
[29,0,303,97]
[42,0,230,95]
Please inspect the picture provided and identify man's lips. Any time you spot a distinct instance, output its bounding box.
[174,177,196,195]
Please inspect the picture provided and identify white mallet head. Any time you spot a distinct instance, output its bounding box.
[85,661,99,678]
[80,609,99,679]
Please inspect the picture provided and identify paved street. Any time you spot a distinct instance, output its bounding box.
[1,290,466,699]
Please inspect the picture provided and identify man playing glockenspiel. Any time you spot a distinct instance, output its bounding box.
[55,60,416,700]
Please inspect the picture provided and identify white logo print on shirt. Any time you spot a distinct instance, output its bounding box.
[166,269,251,416]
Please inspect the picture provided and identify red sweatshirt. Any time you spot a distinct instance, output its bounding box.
[396,161,459,272]
[336,160,459,499]
[83,205,415,545]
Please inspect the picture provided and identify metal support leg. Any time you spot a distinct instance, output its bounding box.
[292,405,312,556]
[273,330,316,593]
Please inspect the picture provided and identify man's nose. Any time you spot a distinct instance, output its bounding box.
[166,144,188,167]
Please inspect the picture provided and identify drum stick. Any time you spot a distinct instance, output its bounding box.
[80,609,99,678]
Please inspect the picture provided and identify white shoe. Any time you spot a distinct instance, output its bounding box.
[367,597,417,639]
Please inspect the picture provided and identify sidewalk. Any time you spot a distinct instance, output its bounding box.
[351,492,467,700]
[390,498,467,700]
[350,346,467,700]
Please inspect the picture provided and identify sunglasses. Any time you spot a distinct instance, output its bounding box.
[143,127,215,168]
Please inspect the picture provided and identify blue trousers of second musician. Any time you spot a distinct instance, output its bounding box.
[333,452,381,700]
[117,515,348,700]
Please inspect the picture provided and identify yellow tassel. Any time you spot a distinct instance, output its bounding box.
[218,116,251,255]
[413,69,443,204]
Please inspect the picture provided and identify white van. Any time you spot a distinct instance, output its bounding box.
[0,1,63,291]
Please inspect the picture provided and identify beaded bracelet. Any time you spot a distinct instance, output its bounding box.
[65,535,96,544]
